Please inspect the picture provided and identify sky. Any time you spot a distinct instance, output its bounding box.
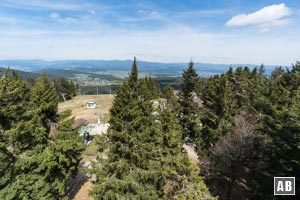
[0,0,299,65]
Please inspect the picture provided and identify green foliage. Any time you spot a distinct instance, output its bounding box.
[0,69,84,199]
[159,108,215,199]
[54,77,77,101]
[93,134,109,153]
[199,62,300,199]
[0,70,30,130]
[252,63,300,199]
[30,73,59,123]
[0,174,55,200]
[91,59,214,199]
[179,61,204,153]
[139,76,161,100]
[163,85,178,109]
[200,66,268,154]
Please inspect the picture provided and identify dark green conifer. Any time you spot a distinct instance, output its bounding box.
[30,73,58,125]
[179,61,203,153]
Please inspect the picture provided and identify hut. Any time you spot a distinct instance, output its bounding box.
[86,101,96,109]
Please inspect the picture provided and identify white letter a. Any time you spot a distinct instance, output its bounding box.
[277,181,284,191]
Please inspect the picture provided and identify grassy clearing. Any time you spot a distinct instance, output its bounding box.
[58,94,114,123]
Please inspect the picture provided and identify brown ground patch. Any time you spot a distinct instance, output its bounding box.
[58,95,114,123]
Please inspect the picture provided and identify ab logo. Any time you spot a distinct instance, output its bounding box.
[274,177,295,195]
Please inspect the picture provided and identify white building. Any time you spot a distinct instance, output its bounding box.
[86,102,96,109]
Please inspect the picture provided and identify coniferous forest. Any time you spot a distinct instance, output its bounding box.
[1,59,300,199]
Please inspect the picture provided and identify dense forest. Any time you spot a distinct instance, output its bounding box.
[91,59,300,199]
[1,59,299,199]
[176,61,300,199]
[0,71,84,199]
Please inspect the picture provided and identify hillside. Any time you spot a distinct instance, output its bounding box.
[0,67,40,79]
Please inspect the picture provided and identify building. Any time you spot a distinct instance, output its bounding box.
[86,102,96,109]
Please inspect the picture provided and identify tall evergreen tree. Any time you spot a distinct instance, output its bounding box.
[30,73,58,126]
[91,58,162,199]
[179,61,202,142]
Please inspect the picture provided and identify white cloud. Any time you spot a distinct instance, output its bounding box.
[50,12,60,19]
[226,3,291,27]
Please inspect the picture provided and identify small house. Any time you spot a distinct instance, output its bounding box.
[87,102,96,109]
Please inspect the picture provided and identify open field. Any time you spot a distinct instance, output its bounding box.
[58,94,114,123]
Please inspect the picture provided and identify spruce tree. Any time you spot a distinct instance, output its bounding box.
[91,58,162,199]
[179,61,203,152]
[30,73,58,124]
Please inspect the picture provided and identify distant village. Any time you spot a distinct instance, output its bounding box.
[78,78,109,86]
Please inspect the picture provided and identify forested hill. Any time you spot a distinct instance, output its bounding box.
[0,59,280,78]
[0,67,40,80]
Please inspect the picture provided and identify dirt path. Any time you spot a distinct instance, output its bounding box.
[183,144,200,165]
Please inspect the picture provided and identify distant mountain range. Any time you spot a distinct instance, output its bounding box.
[0,59,285,79]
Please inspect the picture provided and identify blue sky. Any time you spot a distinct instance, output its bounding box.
[0,0,299,65]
